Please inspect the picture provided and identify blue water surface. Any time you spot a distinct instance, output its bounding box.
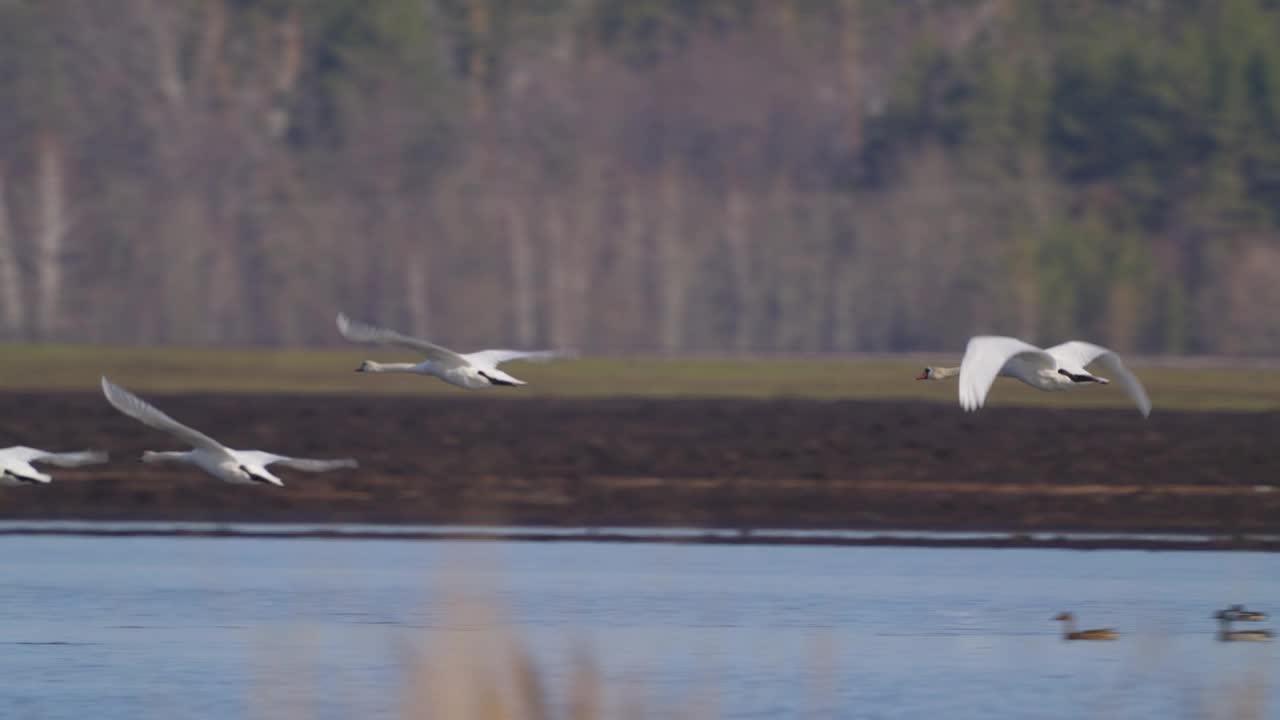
[1,534,1277,719]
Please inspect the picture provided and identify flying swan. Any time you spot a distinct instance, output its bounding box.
[336,312,575,389]
[0,446,108,486]
[100,377,358,486]
[917,336,1151,417]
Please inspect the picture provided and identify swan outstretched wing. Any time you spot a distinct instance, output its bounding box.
[958,336,1055,412]
[238,451,359,473]
[101,377,230,454]
[464,348,577,369]
[3,447,108,467]
[336,313,467,368]
[1046,341,1151,417]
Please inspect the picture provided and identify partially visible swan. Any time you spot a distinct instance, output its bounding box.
[0,446,107,486]
[336,313,575,389]
[1052,612,1118,641]
[100,378,357,487]
[918,336,1151,417]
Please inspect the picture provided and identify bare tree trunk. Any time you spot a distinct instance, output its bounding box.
[828,196,859,352]
[1015,149,1054,342]
[1013,236,1040,343]
[545,160,601,350]
[404,244,430,338]
[807,192,836,351]
[1107,283,1139,352]
[428,173,471,338]
[771,176,815,351]
[505,199,537,346]
[545,196,575,348]
[569,163,602,347]
[206,217,240,344]
[34,132,70,341]
[0,168,24,337]
[267,7,303,138]
[467,0,492,121]
[724,185,753,352]
[839,0,865,151]
[655,160,688,353]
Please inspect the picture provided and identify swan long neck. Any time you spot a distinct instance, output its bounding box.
[933,366,960,379]
[1059,617,1076,636]
[362,361,419,373]
[142,451,193,464]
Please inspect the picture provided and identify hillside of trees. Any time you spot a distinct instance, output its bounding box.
[1,0,1279,354]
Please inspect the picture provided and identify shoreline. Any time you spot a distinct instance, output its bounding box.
[5,521,1280,552]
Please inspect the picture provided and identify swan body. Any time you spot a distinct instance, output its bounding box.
[0,446,107,486]
[337,313,575,389]
[918,336,1150,417]
[1052,612,1117,641]
[101,378,357,487]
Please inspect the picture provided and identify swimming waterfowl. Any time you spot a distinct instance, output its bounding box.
[336,312,575,389]
[1215,611,1273,642]
[0,446,108,486]
[1218,628,1273,642]
[100,377,358,487]
[1218,605,1268,622]
[918,336,1150,417]
[1052,612,1118,641]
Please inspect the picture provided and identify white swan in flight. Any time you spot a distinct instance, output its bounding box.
[917,336,1151,417]
[101,377,358,486]
[0,446,107,486]
[336,312,575,389]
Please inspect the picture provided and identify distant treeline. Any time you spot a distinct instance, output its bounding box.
[1,0,1279,353]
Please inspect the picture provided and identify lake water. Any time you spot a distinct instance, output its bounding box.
[2,534,1278,719]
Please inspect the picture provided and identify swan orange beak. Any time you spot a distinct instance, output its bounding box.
[915,370,929,380]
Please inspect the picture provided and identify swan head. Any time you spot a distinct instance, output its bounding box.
[1052,612,1073,621]
[917,366,958,380]
[356,360,378,373]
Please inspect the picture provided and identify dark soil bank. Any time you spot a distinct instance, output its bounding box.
[2,393,1278,533]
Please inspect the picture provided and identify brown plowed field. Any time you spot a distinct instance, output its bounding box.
[2,392,1278,533]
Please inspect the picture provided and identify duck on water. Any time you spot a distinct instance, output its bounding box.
[1214,606,1273,642]
[1052,612,1118,641]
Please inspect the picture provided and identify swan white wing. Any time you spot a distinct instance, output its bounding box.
[238,451,359,473]
[13,448,109,467]
[100,377,230,455]
[958,336,1055,412]
[463,348,577,369]
[1045,341,1151,417]
[336,313,468,369]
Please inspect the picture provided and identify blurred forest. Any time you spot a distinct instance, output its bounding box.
[2,0,1280,354]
